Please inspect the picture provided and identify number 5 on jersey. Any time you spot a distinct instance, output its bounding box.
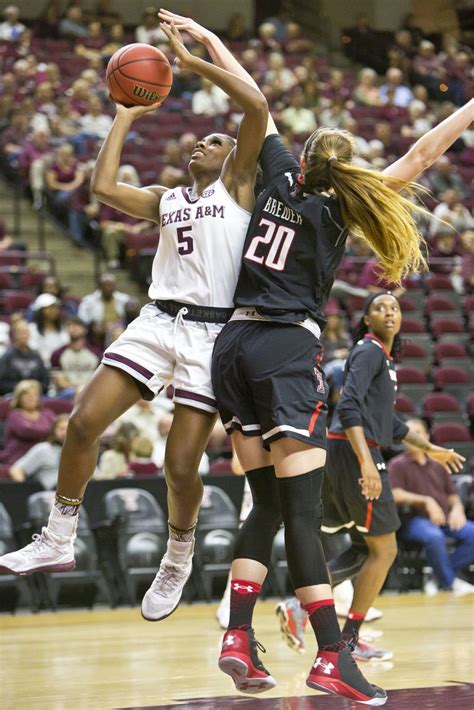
[244,218,295,271]
[177,225,194,255]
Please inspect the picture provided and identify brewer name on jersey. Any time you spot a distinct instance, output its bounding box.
[161,204,225,227]
[262,196,302,225]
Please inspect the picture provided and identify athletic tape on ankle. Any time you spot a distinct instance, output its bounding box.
[56,494,83,506]
[168,520,197,535]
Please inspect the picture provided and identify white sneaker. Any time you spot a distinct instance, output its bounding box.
[0,528,75,576]
[423,579,439,597]
[333,580,383,621]
[216,576,231,629]
[452,577,474,596]
[141,540,193,621]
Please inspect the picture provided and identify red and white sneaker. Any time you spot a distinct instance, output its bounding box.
[0,528,75,576]
[219,627,276,694]
[306,646,387,705]
[275,597,308,654]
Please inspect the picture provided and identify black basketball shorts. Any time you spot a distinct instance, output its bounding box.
[211,319,328,450]
[321,439,400,537]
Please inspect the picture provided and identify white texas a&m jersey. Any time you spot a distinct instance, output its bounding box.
[148,179,251,307]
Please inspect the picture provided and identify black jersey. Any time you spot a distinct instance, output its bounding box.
[329,334,409,448]
[234,134,348,328]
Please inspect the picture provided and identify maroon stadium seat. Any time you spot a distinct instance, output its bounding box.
[399,341,428,359]
[434,366,471,387]
[431,423,471,444]
[425,274,452,291]
[431,317,465,338]
[397,366,428,384]
[425,295,456,315]
[434,342,468,360]
[395,393,416,415]
[400,318,426,334]
[463,295,474,315]
[422,393,464,424]
[2,291,35,312]
[43,398,74,415]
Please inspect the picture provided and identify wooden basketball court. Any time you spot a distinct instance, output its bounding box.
[1,593,473,709]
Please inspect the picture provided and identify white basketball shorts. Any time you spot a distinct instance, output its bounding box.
[102,302,223,413]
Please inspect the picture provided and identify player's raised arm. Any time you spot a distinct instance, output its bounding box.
[383,98,474,184]
[159,9,278,137]
[160,22,268,207]
[91,102,166,222]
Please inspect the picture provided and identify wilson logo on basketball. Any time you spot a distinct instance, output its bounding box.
[132,85,162,101]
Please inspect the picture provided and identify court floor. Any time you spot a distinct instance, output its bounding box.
[1,593,473,709]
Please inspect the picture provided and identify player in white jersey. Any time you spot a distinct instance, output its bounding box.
[0,22,268,623]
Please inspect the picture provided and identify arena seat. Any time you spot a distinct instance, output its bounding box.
[422,392,465,425]
[395,393,416,415]
[434,366,471,401]
[431,317,466,340]
[397,366,433,405]
[425,294,456,319]
[43,398,74,415]
[103,488,167,605]
[434,342,469,360]
[0,502,31,612]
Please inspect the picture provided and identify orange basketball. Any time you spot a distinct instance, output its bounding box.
[106,43,173,107]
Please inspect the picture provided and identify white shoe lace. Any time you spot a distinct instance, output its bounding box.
[150,559,190,598]
[25,533,51,556]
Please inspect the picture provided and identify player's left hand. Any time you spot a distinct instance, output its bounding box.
[447,506,466,531]
[160,21,195,71]
[159,9,213,45]
[427,444,465,474]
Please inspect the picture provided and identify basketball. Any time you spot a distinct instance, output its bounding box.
[106,43,173,107]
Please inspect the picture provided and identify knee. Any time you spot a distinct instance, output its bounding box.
[164,455,201,494]
[368,535,398,567]
[252,502,282,535]
[67,405,101,447]
[424,528,446,547]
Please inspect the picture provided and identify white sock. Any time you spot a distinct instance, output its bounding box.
[47,505,78,542]
[166,538,194,565]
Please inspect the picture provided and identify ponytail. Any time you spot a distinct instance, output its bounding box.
[301,128,429,284]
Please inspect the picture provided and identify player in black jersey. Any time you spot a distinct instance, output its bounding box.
[161,9,474,705]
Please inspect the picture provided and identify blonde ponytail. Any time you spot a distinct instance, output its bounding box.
[301,128,429,284]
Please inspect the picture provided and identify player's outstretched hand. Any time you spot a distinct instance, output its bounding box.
[158,9,213,45]
[427,445,465,474]
[160,21,196,71]
[114,101,162,122]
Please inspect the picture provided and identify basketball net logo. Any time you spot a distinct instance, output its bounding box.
[313,657,335,675]
[132,84,165,102]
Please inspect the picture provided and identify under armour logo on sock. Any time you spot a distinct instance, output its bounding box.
[232,583,255,593]
[313,657,335,675]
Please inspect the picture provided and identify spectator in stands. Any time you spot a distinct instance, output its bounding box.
[0,5,25,41]
[429,228,461,274]
[51,317,100,397]
[321,68,352,104]
[0,379,55,466]
[427,155,467,199]
[321,301,351,393]
[401,100,433,139]
[341,116,370,161]
[18,127,54,209]
[53,97,81,138]
[78,272,129,329]
[257,22,281,53]
[25,274,78,322]
[446,51,471,106]
[29,293,70,366]
[68,159,99,248]
[128,435,159,476]
[389,417,474,596]
[225,12,250,42]
[94,422,139,479]
[99,164,153,269]
[280,88,317,135]
[344,13,374,66]
[34,2,60,39]
[412,41,445,100]
[401,13,424,46]
[45,142,85,210]
[9,414,69,489]
[319,96,351,130]
[373,120,398,161]
[285,21,314,53]
[358,257,400,295]
[59,6,89,40]
[264,51,296,94]
[159,165,186,189]
[101,22,126,59]
[379,67,414,108]
[0,320,49,395]
[352,68,383,107]
[135,7,167,46]
[178,132,198,163]
[68,78,90,115]
[1,108,29,165]
[77,95,113,147]
[430,189,474,237]
[460,229,474,293]
[118,397,173,443]
[191,77,229,116]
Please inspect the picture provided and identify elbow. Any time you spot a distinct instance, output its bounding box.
[409,144,435,174]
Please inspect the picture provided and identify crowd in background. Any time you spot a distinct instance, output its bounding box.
[0,2,472,493]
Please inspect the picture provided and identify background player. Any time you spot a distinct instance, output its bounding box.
[160,9,474,704]
[0,22,268,626]
[279,293,465,662]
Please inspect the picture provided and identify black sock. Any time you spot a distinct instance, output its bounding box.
[304,599,343,650]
